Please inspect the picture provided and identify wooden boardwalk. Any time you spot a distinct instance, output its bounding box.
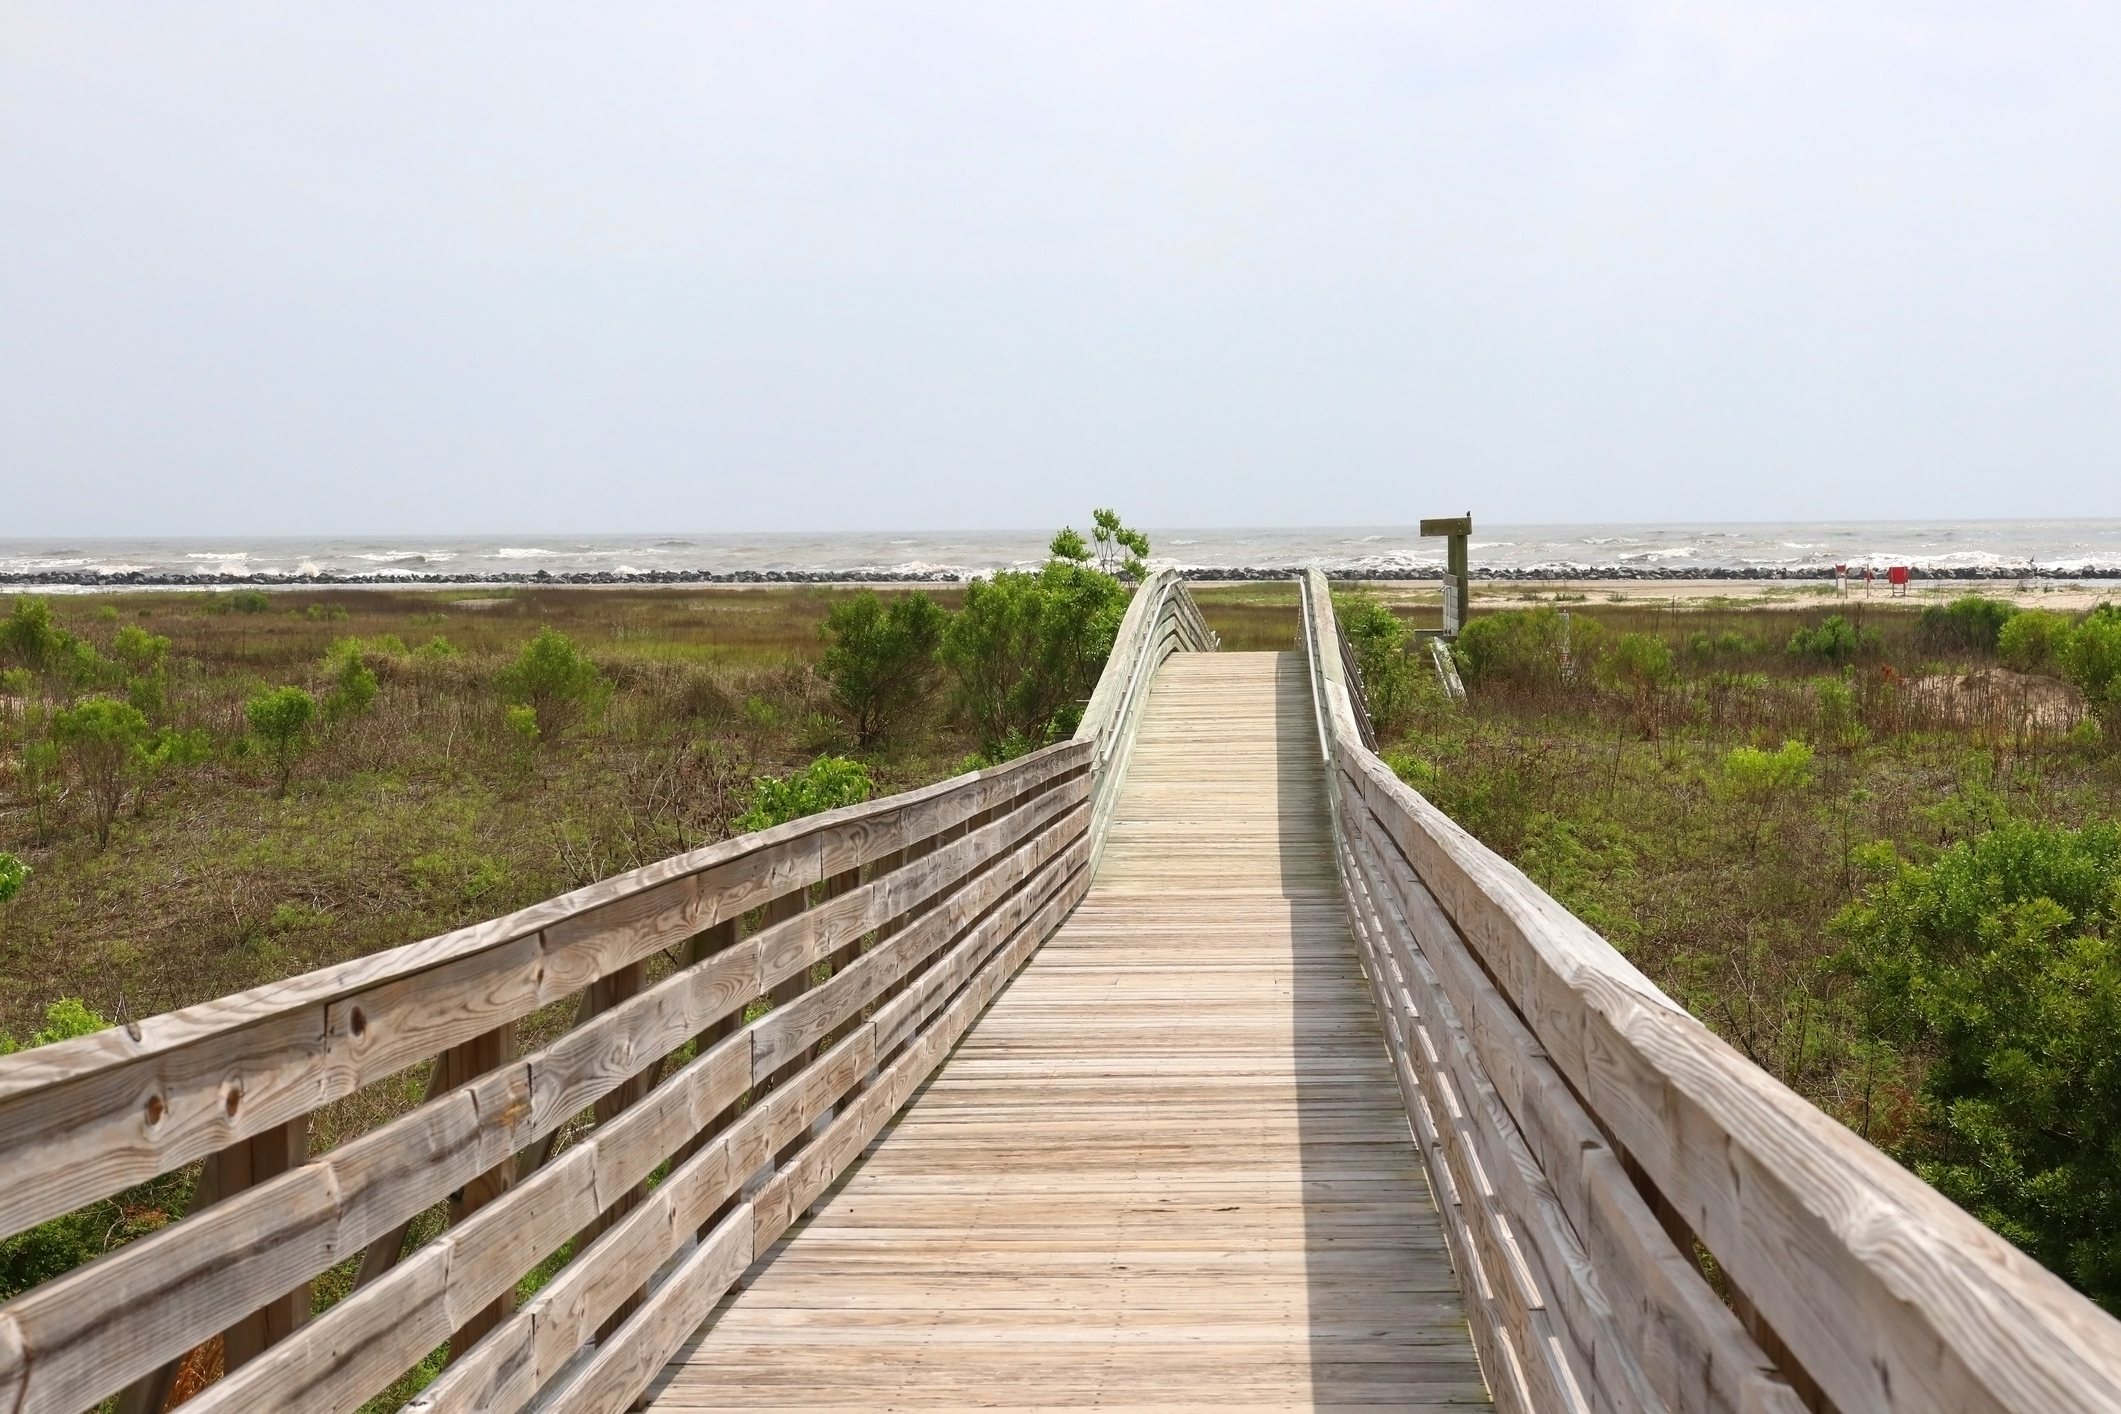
[644,652,1490,1412]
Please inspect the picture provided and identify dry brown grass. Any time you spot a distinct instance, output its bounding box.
[0,586,973,1035]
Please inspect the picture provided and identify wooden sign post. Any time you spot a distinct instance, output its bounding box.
[1420,514,1472,636]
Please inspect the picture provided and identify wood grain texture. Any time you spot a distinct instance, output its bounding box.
[642,652,1491,1414]
[1299,569,2121,1414]
[0,765,1089,1414]
[0,742,1090,1250]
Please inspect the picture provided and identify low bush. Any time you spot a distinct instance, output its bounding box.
[1999,608,2072,673]
[2060,606,2121,734]
[939,561,1127,755]
[496,628,604,740]
[1787,614,1879,664]
[819,591,948,748]
[1454,606,1590,689]
[1916,596,2018,655]
[1838,821,2121,1312]
[0,852,27,904]
[736,755,874,832]
[247,685,317,796]
[51,697,150,845]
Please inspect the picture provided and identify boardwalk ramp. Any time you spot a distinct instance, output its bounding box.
[643,652,1488,1411]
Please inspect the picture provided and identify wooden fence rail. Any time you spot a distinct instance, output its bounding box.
[0,726,1117,1413]
[1299,568,2121,1414]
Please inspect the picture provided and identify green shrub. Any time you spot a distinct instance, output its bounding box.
[51,697,150,845]
[1598,632,1675,693]
[1687,629,1762,662]
[0,852,28,904]
[939,562,1127,755]
[819,591,948,748]
[0,598,63,670]
[2059,605,2121,733]
[1721,740,1813,851]
[1454,606,1588,688]
[110,625,168,676]
[1999,608,2073,674]
[1723,739,1814,798]
[1916,596,2018,655]
[1334,591,1428,735]
[1517,813,1641,950]
[736,756,875,832]
[496,628,604,740]
[246,685,317,796]
[229,588,271,614]
[322,640,381,722]
[1837,821,2121,1312]
[0,997,109,1056]
[306,602,350,622]
[1786,615,1878,663]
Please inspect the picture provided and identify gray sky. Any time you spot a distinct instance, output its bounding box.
[3,2,2117,535]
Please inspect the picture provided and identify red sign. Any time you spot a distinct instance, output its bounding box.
[1887,566,1910,586]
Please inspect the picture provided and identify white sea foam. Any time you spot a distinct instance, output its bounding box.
[3,522,2118,582]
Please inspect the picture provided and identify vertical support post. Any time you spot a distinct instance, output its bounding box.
[1421,513,1473,638]
[440,1022,518,1361]
[112,1115,310,1413]
[219,1119,312,1371]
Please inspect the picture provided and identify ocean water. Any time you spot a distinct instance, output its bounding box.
[4,520,2119,584]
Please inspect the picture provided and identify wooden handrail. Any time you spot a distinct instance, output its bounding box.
[1299,568,2121,1414]
[0,738,1097,1414]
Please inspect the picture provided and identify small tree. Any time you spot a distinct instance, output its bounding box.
[819,591,948,748]
[247,685,317,796]
[939,561,1127,755]
[1334,591,1427,736]
[1090,508,1151,581]
[1051,509,1151,581]
[50,697,150,846]
[496,628,603,740]
[2059,605,2121,736]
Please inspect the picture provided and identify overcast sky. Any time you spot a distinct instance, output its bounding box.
[3,2,2117,536]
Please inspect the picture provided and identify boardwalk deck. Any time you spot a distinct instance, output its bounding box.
[643,652,1490,1412]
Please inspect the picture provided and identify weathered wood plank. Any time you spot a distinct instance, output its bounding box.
[1301,568,2121,1414]
[160,817,1089,1414]
[0,742,1089,1247]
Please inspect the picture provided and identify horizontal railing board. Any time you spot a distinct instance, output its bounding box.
[410,839,1091,1414]
[0,741,1090,1248]
[1348,800,1796,1414]
[1353,744,2121,1413]
[540,849,1092,1414]
[0,763,1090,1414]
[1299,569,2121,1414]
[173,815,1088,1414]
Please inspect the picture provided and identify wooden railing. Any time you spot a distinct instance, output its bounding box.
[1072,567,1215,872]
[0,738,1098,1414]
[1299,568,2121,1414]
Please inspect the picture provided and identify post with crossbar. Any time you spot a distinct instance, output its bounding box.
[1420,514,1472,638]
[1418,515,1472,702]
